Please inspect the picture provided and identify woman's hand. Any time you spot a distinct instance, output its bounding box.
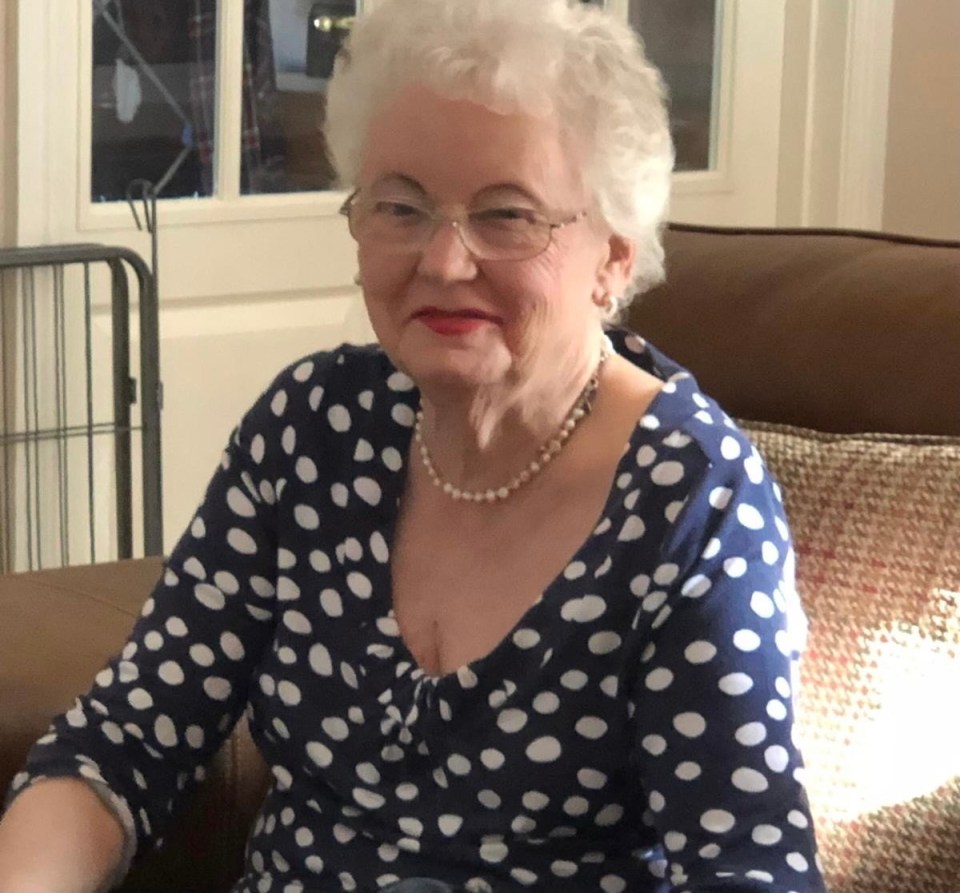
[0,778,126,893]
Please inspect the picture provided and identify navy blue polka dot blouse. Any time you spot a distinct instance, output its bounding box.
[9,329,824,893]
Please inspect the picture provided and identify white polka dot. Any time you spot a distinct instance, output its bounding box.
[497,710,528,733]
[370,532,389,563]
[189,644,215,667]
[480,840,508,863]
[532,692,560,714]
[762,541,780,564]
[651,461,685,486]
[322,717,349,740]
[438,814,463,836]
[645,668,674,691]
[153,713,180,747]
[185,725,204,749]
[283,611,312,635]
[293,505,319,531]
[306,741,332,767]
[724,557,747,577]
[675,761,701,781]
[563,797,590,816]
[511,868,538,886]
[575,717,608,739]
[577,768,607,790]
[747,870,774,882]
[751,591,776,618]
[563,561,586,580]
[752,824,783,846]
[194,583,225,611]
[320,589,343,617]
[292,360,314,382]
[642,734,667,756]
[522,791,549,811]
[708,487,732,509]
[733,629,762,651]
[681,575,711,598]
[595,804,624,826]
[699,843,721,859]
[250,434,266,464]
[744,452,765,483]
[513,628,541,649]
[347,572,372,598]
[700,809,735,833]
[732,767,769,792]
[720,436,742,460]
[328,405,351,432]
[447,754,471,776]
[480,749,505,770]
[617,515,646,541]
[158,661,184,685]
[664,831,687,852]
[701,537,722,559]
[684,640,716,663]
[295,456,318,484]
[270,390,287,416]
[559,594,607,623]
[765,745,790,772]
[560,670,588,690]
[203,677,232,701]
[735,722,767,746]
[673,712,706,738]
[600,876,627,893]
[392,404,415,427]
[381,446,403,471]
[353,788,385,810]
[354,477,381,505]
[526,737,562,763]
[551,860,578,877]
[775,676,792,698]
[786,852,809,872]
[642,591,668,613]
[767,699,788,721]
[736,503,765,530]
[719,672,754,696]
[588,632,622,655]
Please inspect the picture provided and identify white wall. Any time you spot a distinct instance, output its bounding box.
[883,0,960,240]
[0,0,15,246]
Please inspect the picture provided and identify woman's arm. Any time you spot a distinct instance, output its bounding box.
[0,779,126,893]
[632,428,824,892]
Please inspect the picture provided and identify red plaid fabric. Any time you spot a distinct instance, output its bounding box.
[188,0,287,195]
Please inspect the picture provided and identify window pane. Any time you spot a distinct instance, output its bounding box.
[239,0,356,195]
[629,0,721,172]
[91,0,214,202]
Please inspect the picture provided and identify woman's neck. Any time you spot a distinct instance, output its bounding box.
[415,337,608,494]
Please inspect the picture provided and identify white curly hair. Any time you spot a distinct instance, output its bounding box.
[324,0,675,312]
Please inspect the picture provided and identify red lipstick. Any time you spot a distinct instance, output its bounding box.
[413,307,499,336]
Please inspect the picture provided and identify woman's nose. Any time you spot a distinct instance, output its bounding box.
[416,219,478,281]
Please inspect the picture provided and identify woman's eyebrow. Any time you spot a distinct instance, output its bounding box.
[369,173,426,194]
[473,182,544,206]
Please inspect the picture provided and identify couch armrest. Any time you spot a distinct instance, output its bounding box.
[0,559,269,893]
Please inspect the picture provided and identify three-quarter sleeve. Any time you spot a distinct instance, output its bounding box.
[6,354,331,856]
[631,427,824,892]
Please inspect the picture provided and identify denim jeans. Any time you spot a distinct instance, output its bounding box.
[380,879,458,893]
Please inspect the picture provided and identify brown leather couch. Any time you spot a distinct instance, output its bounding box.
[2,224,958,892]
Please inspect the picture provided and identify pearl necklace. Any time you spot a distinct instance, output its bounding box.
[414,339,612,504]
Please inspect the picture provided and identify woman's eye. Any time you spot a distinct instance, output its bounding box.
[472,207,540,226]
[373,200,425,219]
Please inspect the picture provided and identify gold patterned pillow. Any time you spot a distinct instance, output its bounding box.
[741,422,960,893]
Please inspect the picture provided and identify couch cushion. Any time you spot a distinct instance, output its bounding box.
[741,421,960,892]
[631,225,960,435]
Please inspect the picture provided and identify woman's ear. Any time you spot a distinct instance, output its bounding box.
[596,234,635,300]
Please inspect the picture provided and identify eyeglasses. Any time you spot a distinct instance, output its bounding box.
[339,191,587,262]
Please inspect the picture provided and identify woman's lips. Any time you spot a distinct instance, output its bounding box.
[413,308,499,336]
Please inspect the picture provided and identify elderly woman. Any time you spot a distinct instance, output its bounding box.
[0,1,823,892]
